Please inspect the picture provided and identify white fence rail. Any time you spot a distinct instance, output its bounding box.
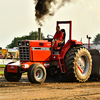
[0,59,16,65]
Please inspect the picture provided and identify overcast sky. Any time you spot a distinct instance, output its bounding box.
[0,0,100,48]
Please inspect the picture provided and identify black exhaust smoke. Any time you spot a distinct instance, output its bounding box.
[34,0,72,26]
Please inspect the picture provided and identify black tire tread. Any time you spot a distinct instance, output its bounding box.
[27,63,40,83]
[4,66,22,82]
[64,46,92,82]
[28,63,46,84]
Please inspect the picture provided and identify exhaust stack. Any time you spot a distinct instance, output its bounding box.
[38,28,41,40]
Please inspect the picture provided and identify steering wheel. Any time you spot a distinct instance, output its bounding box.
[47,34,53,38]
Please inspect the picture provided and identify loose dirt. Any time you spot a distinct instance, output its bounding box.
[0,74,100,100]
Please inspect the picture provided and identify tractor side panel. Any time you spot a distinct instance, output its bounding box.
[30,40,51,62]
[32,50,51,61]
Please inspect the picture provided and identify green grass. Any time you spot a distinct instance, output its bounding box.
[0,65,5,68]
[0,71,27,75]
[23,72,27,74]
[0,71,4,74]
[0,66,27,75]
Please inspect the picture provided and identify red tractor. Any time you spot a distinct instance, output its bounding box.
[4,21,92,83]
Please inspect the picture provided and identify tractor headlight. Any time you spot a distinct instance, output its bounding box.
[26,42,29,46]
[53,56,56,59]
[18,42,21,46]
[24,64,29,68]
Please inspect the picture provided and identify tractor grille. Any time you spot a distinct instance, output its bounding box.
[19,47,30,60]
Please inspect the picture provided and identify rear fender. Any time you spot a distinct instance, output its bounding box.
[71,40,83,45]
[7,65,19,73]
[60,40,72,58]
[60,40,83,58]
[7,61,20,73]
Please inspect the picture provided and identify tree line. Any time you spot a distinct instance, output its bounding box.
[6,31,44,48]
[93,33,100,44]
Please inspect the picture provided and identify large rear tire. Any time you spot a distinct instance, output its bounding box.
[64,47,92,82]
[4,66,22,82]
[28,63,46,84]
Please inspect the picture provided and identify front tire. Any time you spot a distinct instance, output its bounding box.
[64,47,92,82]
[28,63,46,83]
[4,66,22,82]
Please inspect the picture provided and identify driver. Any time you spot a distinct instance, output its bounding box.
[52,26,64,50]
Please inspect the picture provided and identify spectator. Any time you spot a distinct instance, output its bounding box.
[0,51,3,59]
[7,52,13,59]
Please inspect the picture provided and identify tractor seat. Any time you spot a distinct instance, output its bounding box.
[61,29,66,44]
[57,29,66,47]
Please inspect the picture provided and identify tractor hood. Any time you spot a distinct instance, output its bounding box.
[18,40,51,48]
[18,40,51,62]
[29,40,51,48]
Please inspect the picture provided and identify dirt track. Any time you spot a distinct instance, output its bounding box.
[0,74,100,100]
